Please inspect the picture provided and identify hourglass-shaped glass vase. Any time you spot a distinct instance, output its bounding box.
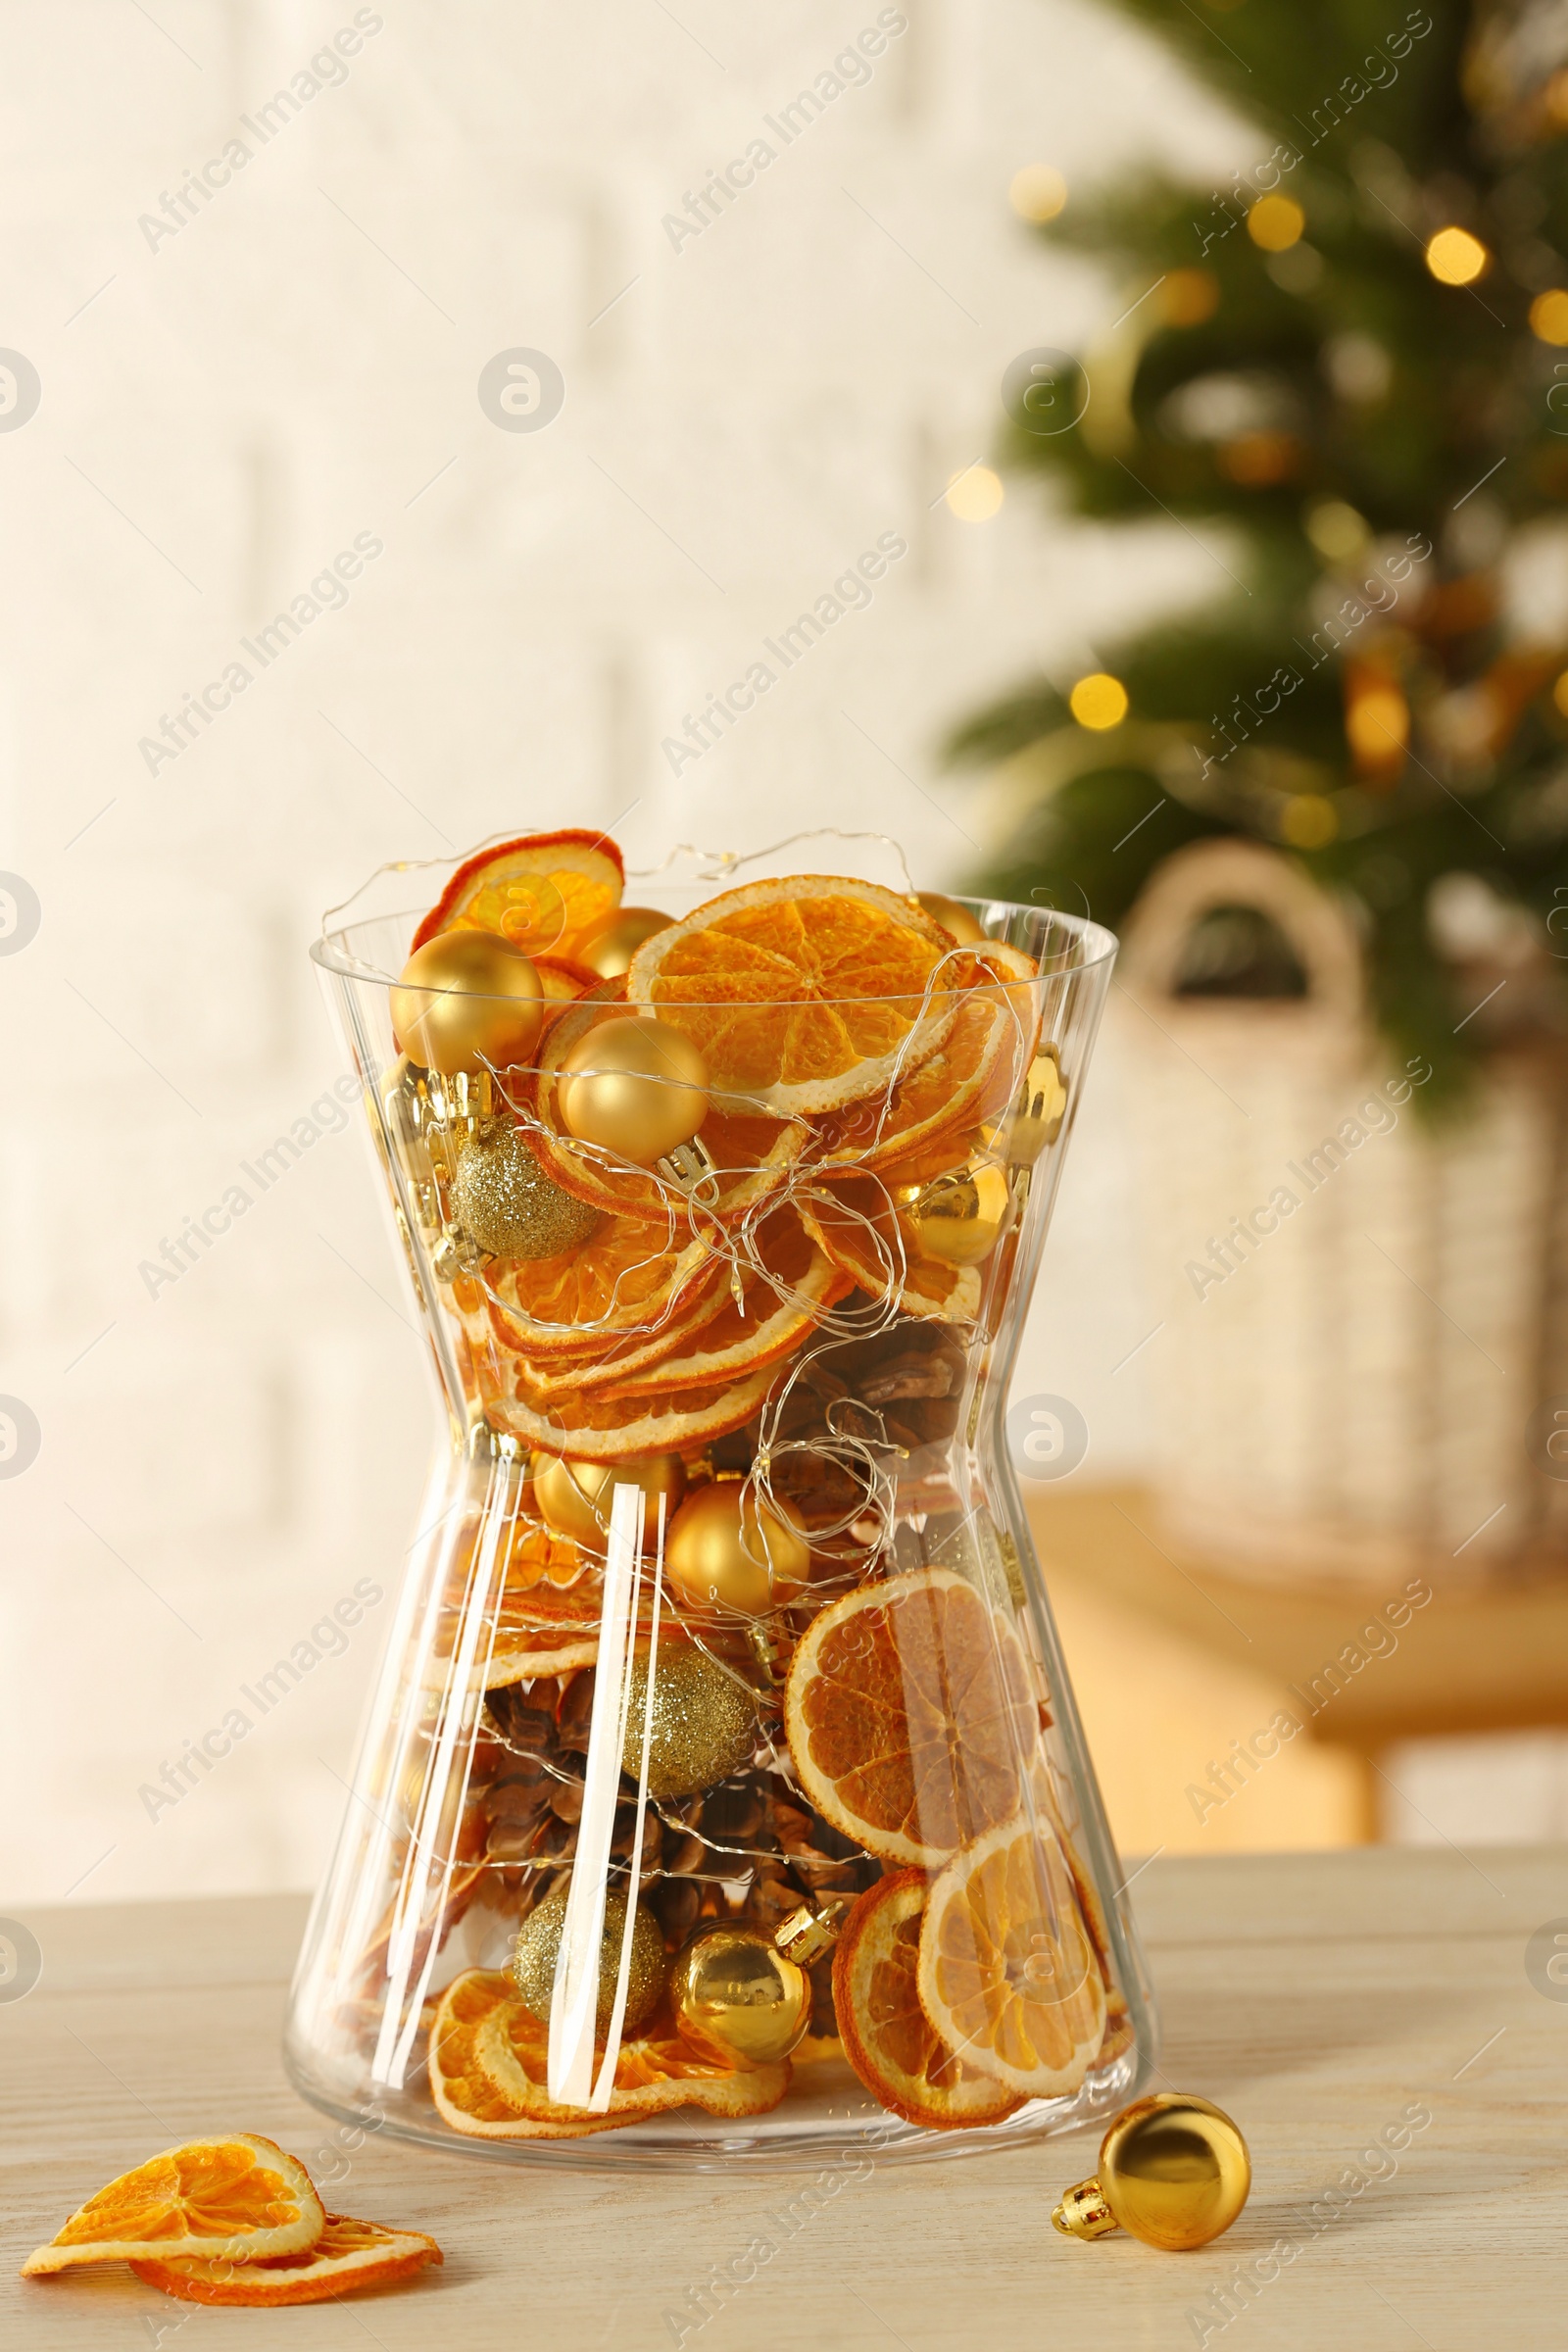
[284,864,1156,2171]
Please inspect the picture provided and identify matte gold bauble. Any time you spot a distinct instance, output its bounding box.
[509,1885,668,2035]
[669,1923,810,2068]
[619,1644,758,1797]
[983,1047,1067,1171]
[531,1452,687,1552]
[556,1016,710,1164]
[663,1483,810,1616]
[575,906,675,979]
[1052,2094,1251,2251]
[452,1121,601,1259]
[915,891,987,946]
[894,1157,1012,1266]
[391,931,544,1076]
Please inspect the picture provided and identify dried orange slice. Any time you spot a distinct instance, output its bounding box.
[428,1971,624,2138]
[784,1568,1037,1868]
[917,1816,1106,2097]
[529,983,806,1221]
[596,1209,850,1399]
[834,1872,1023,2130]
[131,2213,442,2307]
[490,1362,778,1461]
[22,2135,324,2276]
[535,953,602,1003]
[626,875,962,1115]
[800,1175,982,1323]
[482,1218,717,1356]
[413,830,624,958]
[429,1972,790,2137]
[816,962,1031,1173]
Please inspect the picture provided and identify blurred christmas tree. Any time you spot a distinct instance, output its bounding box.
[953,0,1568,1097]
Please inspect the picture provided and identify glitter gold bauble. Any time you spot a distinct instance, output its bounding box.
[668,1923,810,2069]
[391,931,544,1076]
[509,1885,668,2035]
[451,1121,601,1260]
[1053,2094,1251,2250]
[915,891,986,946]
[663,1483,810,1616]
[620,1644,758,1797]
[894,1158,1012,1266]
[575,906,675,980]
[531,1452,687,1552]
[556,1016,710,1164]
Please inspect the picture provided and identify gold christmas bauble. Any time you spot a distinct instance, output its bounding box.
[1053,2094,1251,2250]
[982,1047,1067,1171]
[894,1157,1012,1266]
[575,906,675,979]
[391,930,544,1076]
[619,1644,758,1797]
[532,1452,687,1552]
[915,891,987,946]
[668,1923,810,2068]
[556,1016,710,1165]
[451,1121,601,1260]
[509,1884,668,2035]
[663,1483,810,1616]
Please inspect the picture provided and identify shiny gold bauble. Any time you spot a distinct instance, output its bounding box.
[575,906,675,979]
[894,1157,1012,1266]
[663,1483,811,1615]
[556,1015,710,1164]
[1052,2094,1251,2251]
[531,1452,687,1553]
[619,1644,758,1797]
[391,930,544,1075]
[451,1121,601,1260]
[668,1923,810,2069]
[509,1884,668,2035]
[915,890,987,946]
[982,1047,1067,1171]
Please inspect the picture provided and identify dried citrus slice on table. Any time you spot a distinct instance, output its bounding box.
[801,1175,983,1323]
[626,876,962,1115]
[784,1567,1038,1867]
[917,1816,1106,2098]
[413,829,624,958]
[22,2135,323,2276]
[131,2213,442,2307]
[834,1872,1023,2129]
[529,983,805,1221]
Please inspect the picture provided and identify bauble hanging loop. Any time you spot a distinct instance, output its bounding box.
[1052,2093,1251,2251]
[669,1922,811,2068]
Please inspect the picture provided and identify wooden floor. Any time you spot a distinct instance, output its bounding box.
[4,1845,1563,2349]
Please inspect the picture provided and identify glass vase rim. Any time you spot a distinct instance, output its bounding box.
[309,892,1119,1003]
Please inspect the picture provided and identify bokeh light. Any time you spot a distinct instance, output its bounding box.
[1281,794,1339,848]
[1069,672,1129,729]
[1009,166,1067,223]
[1426,226,1489,286]
[945,466,1004,520]
[1530,290,1568,346]
[1248,195,1304,253]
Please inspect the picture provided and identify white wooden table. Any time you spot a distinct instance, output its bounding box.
[3,1846,1563,2349]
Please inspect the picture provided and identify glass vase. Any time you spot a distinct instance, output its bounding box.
[284,860,1156,2169]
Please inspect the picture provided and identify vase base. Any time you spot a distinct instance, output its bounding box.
[282,2036,1149,2176]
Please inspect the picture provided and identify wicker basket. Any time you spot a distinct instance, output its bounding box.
[1115,839,1568,1590]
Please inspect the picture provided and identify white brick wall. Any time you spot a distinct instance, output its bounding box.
[0,0,1238,1904]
